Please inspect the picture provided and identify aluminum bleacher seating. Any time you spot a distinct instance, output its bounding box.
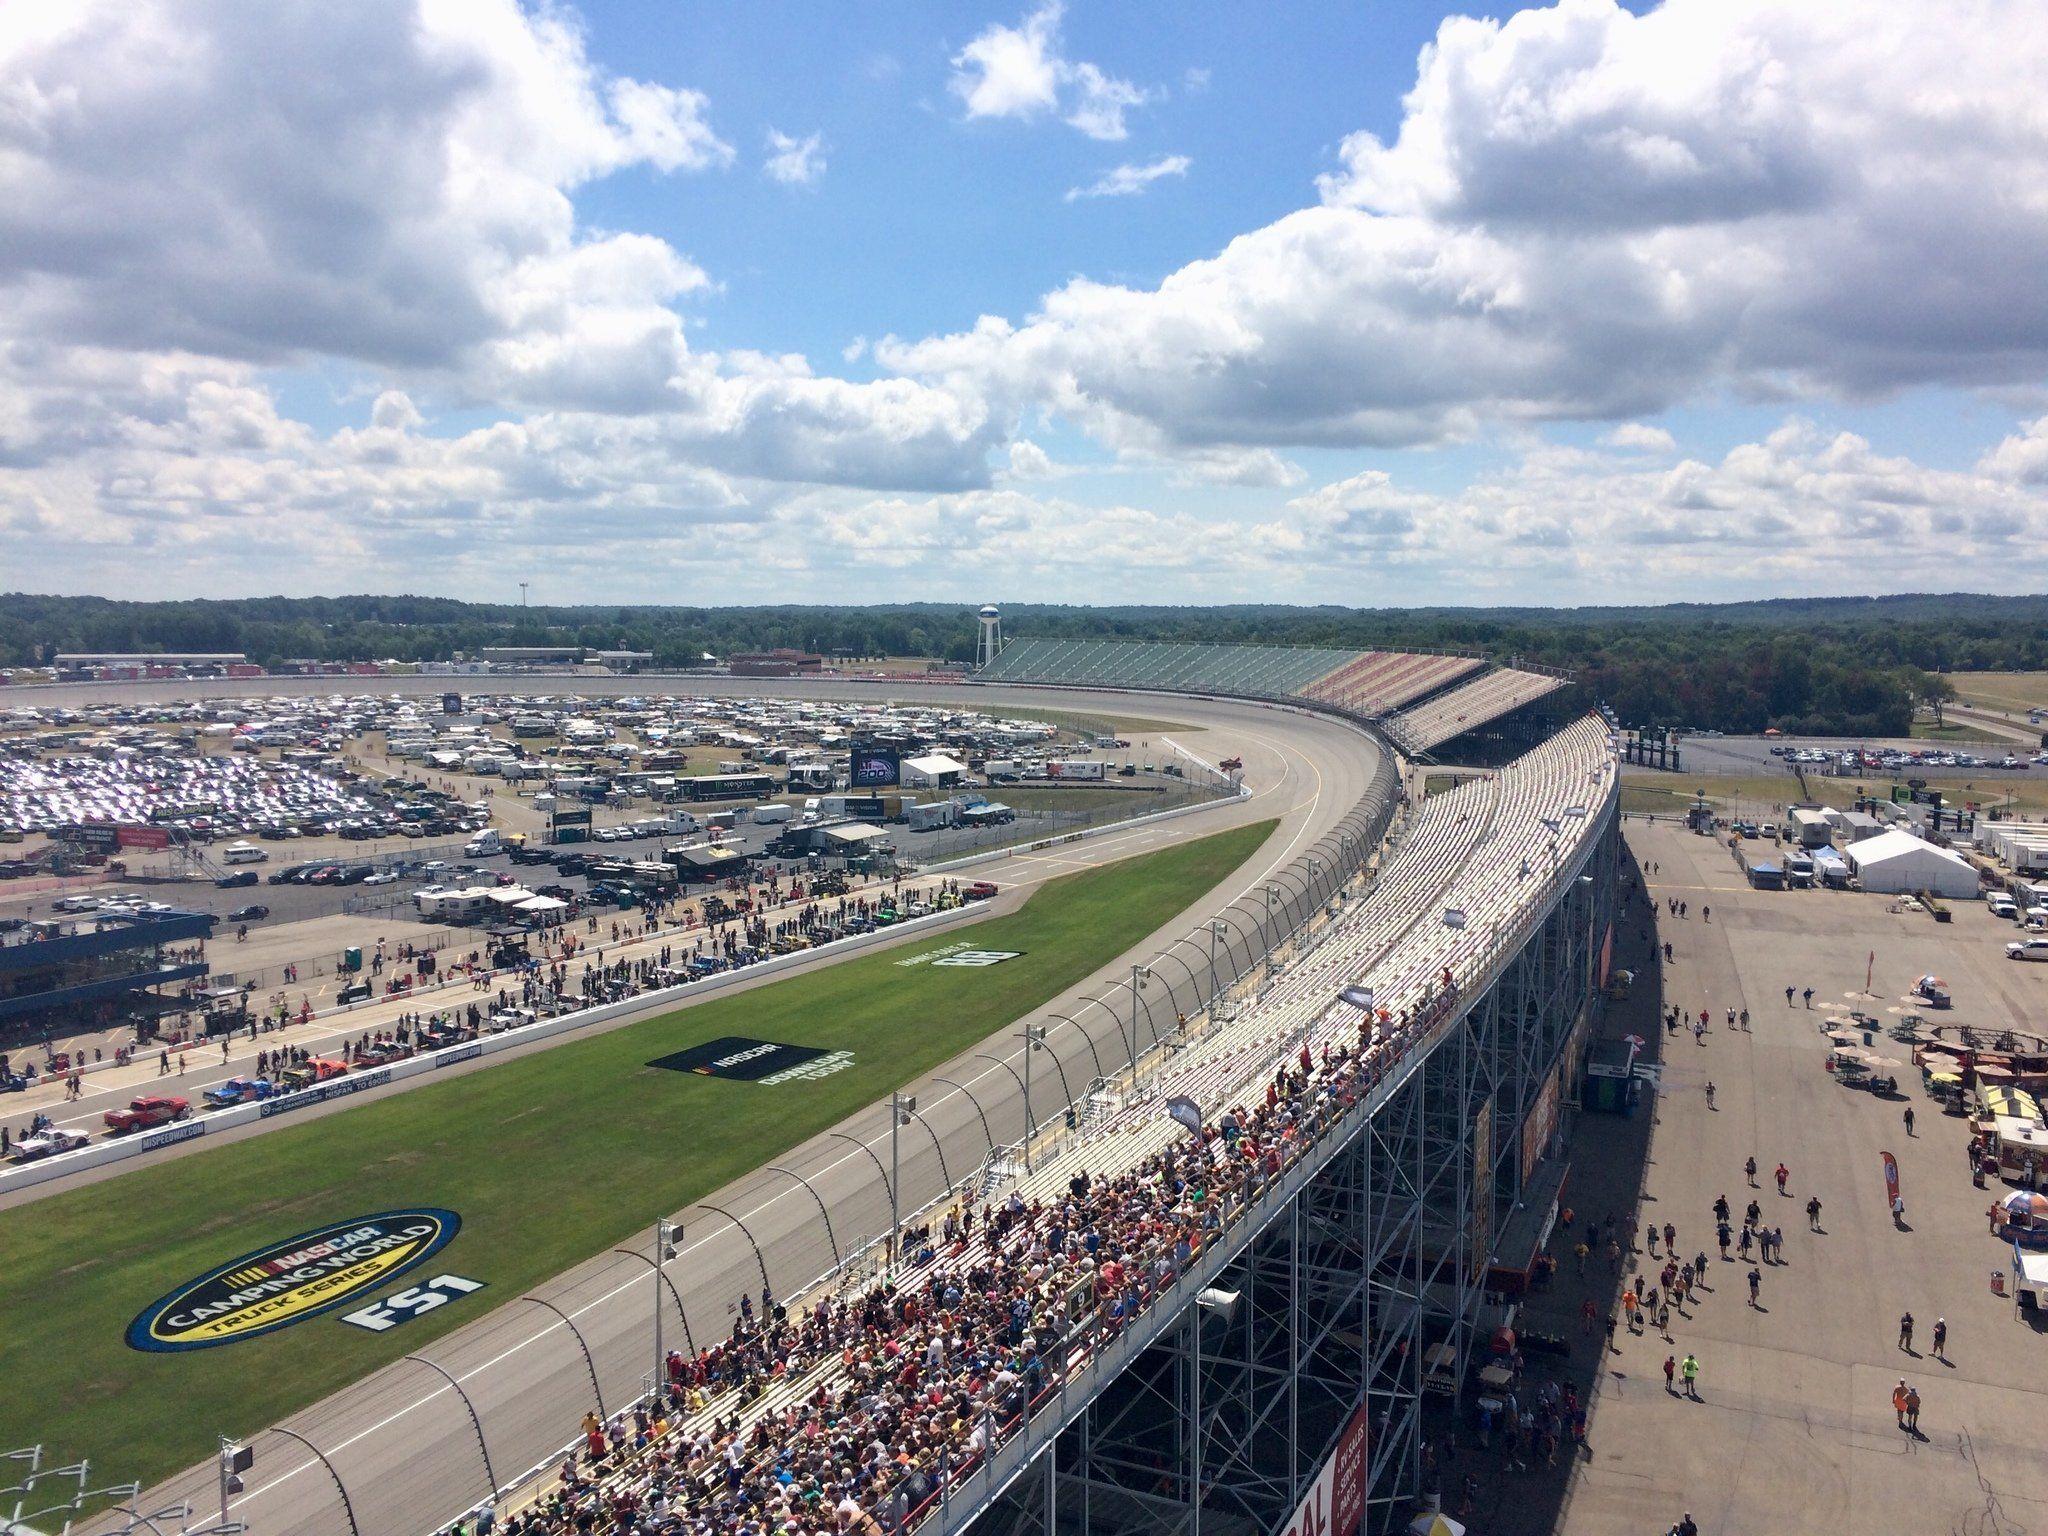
[1385,668,1567,753]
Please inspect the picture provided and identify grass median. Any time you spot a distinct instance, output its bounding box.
[0,817,1276,1496]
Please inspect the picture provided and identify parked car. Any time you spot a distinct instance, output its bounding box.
[965,882,1000,901]
[227,904,270,922]
[215,870,260,888]
[363,871,399,885]
[203,1077,275,1110]
[2009,938,2048,962]
[9,1127,92,1162]
[103,1095,193,1133]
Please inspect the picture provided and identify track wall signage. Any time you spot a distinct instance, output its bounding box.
[126,1208,462,1352]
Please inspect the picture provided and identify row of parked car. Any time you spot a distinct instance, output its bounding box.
[8,1020,494,1164]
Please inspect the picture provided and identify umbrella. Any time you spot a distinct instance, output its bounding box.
[1408,1517,1466,1536]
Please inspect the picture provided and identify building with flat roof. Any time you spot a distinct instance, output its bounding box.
[1,909,217,1048]
[729,649,824,677]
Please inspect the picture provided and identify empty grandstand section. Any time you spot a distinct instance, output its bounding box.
[975,636,1573,759]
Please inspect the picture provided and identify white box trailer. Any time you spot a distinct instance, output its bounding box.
[1046,759,1108,781]
[751,803,795,825]
[907,801,957,831]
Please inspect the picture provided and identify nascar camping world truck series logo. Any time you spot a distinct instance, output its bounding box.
[126,1209,460,1352]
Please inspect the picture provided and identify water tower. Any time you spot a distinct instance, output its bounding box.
[976,604,1003,669]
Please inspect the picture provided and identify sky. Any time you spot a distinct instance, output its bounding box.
[5,0,2048,610]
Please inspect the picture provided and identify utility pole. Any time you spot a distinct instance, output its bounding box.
[890,1092,916,1276]
[1127,963,1153,1070]
[1017,1026,1046,1169]
[519,581,529,609]
[217,1439,251,1529]
[653,1218,677,1382]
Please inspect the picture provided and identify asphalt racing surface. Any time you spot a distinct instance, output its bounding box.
[21,678,1381,1536]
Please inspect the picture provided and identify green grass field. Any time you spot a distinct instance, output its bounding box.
[1950,671,2048,714]
[0,819,1274,1495]
[1907,718,2007,743]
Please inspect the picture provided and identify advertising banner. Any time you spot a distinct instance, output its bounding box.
[1274,1400,1369,1536]
[1882,1150,1900,1209]
[118,826,172,850]
[849,745,901,787]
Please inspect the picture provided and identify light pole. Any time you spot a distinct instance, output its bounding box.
[217,1440,250,1530]
[1017,1025,1047,1169]
[890,1092,915,1276]
[653,1218,678,1380]
[1263,884,1281,975]
[1127,964,1153,1069]
[1207,919,1229,1004]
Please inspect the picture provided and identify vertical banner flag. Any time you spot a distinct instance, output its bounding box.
[1165,1096,1204,1136]
[1881,1150,1900,1208]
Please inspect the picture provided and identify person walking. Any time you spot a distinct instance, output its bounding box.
[1806,1195,1823,1231]
[1905,1384,1921,1432]
[1746,1156,1758,1188]
[1775,1162,1789,1195]
[1893,1380,1909,1428]
[1747,1267,1762,1307]
[1664,1354,1677,1394]
[1932,1317,1948,1361]
[1899,1312,1914,1352]
[1904,1105,1916,1137]
[1803,986,1814,1008]
[1786,985,1796,1006]
[1681,1354,1700,1400]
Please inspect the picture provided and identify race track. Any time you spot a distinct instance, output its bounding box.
[20,678,1384,1536]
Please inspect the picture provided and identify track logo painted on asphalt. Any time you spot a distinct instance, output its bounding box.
[648,1036,854,1085]
[126,1209,461,1352]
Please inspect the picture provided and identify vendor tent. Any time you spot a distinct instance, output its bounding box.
[1843,829,1978,898]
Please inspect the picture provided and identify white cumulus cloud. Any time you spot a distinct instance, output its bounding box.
[1066,155,1191,202]
[764,129,827,186]
[949,3,1153,140]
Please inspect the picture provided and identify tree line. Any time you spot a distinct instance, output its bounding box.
[5,591,2044,737]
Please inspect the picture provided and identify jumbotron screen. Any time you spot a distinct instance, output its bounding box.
[849,745,901,787]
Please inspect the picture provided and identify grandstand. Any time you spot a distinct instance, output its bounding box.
[976,636,1568,757]
[1297,649,1482,715]
[1382,666,1568,754]
[975,637,1358,699]
[494,716,1618,1536]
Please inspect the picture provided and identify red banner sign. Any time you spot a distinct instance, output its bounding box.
[1276,1401,1368,1536]
[117,826,172,850]
[1882,1150,1900,1208]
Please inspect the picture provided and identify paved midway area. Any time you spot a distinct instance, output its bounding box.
[65,682,1378,1535]
[1446,817,2048,1536]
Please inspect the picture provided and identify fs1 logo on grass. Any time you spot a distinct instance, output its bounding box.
[126,1209,461,1352]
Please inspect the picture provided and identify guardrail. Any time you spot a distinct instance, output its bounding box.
[0,903,984,1198]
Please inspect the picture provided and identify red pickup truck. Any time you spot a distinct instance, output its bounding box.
[104,1095,193,1133]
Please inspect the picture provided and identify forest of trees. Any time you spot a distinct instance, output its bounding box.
[6,591,2045,738]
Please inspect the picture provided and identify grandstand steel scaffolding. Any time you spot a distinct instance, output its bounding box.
[935,788,1618,1536]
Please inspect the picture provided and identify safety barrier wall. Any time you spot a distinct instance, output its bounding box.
[0,902,984,1198]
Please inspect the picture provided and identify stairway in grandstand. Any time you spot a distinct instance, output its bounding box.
[976,636,1568,755]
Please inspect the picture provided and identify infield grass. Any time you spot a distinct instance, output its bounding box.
[0,818,1275,1496]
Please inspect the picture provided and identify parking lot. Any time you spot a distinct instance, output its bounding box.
[1457,817,2048,1536]
[1676,732,2048,780]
